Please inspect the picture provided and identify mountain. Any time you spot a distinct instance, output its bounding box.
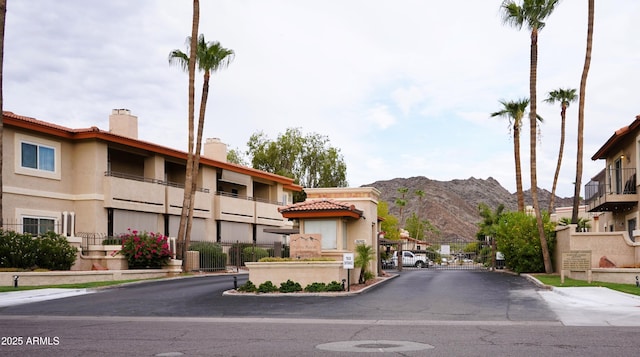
[362,176,576,242]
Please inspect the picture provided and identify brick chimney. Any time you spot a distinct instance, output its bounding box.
[109,109,138,139]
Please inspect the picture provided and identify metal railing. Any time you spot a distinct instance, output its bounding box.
[214,191,284,206]
[585,167,636,203]
[105,171,210,193]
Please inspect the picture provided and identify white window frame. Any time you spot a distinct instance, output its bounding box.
[303,219,338,250]
[16,208,60,235]
[15,133,62,180]
[22,216,56,236]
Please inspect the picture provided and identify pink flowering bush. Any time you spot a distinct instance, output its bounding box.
[120,229,172,268]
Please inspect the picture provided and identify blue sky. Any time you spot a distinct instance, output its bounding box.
[4,1,640,198]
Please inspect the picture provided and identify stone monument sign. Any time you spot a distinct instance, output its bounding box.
[289,234,322,259]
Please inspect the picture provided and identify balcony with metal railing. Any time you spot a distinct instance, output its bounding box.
[585,167,637,212]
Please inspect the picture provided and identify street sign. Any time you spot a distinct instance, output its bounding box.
[343,253,354,269]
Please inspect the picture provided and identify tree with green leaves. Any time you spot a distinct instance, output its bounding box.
[378,201,399,241]
[476,202,506,242]
[246,128,347,201]
[405,213,440,242]
[491,98,531,212]
[572,0,594,224]
[501,0,559,274]
[544,88,577,212]
[226,148,247,166]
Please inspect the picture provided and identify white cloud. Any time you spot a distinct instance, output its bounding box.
[3,0,639,200]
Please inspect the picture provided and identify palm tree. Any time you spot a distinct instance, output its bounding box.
[572,0,594,224]
[544,88,577,212]
[171,0,199,262]
[0,0,6,228]
[491,98,530,212]
[501,0,559,274]
[169,35,235,249]
[354,244,375,284]
[414,189,425,239]
[395,187,409,228]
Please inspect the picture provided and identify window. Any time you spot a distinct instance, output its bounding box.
[304,219,337,250]
[21,142,55,172]
[23,217,55,235]
[15,134,61,180]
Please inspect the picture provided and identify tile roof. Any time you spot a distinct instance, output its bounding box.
[591,114,640,160]
[279,199,364,219]
[2,111,302,191]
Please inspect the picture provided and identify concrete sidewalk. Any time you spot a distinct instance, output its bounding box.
[0,289,94,308]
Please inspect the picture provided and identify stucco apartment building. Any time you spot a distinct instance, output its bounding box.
[585,114,640,238]
[1,109,302,245]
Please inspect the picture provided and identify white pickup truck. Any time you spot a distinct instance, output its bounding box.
[391,251,432,268]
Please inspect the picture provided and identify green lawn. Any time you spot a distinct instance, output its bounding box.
[0,278,160,293]
[533,274,640,296]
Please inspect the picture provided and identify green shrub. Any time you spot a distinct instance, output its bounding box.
[279,279,302,293]
[257,280,278,293]
[0,230,37,269]
[101,238,122,245]
[0,230,76,270]
[326,280,344,292]
[304,282,327,292]
[242,246,269,263]
[237,280,257,293]
[495,211,556,273]
[189,241,227,271]
[35,232,77,270]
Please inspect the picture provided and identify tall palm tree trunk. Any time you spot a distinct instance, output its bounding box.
[185,71,210,242]
[529,27,553,274]
[549,103,567,212]
[513,125,524,212]
[177,0,200,263]
[0,0,6,228]
[572,0,594,223]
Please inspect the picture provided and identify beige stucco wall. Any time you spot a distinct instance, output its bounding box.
[555,224,640,271]
[245,261,347,288]
[304,187,381,278]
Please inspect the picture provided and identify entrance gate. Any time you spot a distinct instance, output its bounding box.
[381,238,492,271]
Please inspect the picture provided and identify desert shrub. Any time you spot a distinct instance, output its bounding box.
[304,282,327,292]
[279,279,302,293]
[362,270,375,282]
[237,280,257,293]
[189,241,227,271]
[242,246,269,263]
[119,229,172,268]
[326,280,344,292]
[257,280,278,293]
[35,232,77,270]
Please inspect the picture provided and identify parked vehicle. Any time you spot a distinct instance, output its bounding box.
[391,251,432,268]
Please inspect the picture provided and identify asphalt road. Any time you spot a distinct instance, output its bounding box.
[1,270,639,356]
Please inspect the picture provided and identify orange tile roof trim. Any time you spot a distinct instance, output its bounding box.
[2,111,302,190]
[278,199,364,219]
[591,115,640,161]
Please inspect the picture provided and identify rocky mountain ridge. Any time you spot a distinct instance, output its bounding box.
[363,176,576,242]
